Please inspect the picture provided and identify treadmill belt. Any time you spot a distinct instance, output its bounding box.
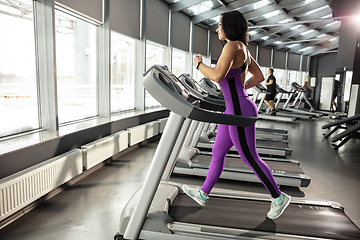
[169,195,360,240]
[193,154,304,175]
[255,139,289,148]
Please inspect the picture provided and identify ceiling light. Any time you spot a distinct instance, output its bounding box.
[317,33,327,38]
[299,46,313,52]
[287,43,299,48]
[261,36,269,40]
[290,25,302,30]
[324,21,339,28]
[249,30,258,36]
[274,41,282,44]
[263,10,282,19]
[329,37,337,42]
[253,0,271,9]
[188,1,213,15]
[278,18,293,24]
[301,29,315,35]
[211,15,221,22]
[303,6,329,17]
[321,14,332,19]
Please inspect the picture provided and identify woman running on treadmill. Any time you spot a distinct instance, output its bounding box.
[183,10,291,220]
[296,76,314,112]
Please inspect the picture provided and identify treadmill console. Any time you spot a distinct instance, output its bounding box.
[178,74,226,112]
[291,82,303,92]
[156,65,190,100]
[178,74,209,96]
[199,77,224,99]
[143,64,257,126]
[254,84,267,92]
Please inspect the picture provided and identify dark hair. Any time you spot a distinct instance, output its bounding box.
[221,11,249,45]
[269,68,274,74]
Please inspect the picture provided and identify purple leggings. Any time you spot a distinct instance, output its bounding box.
[201,120,281,198]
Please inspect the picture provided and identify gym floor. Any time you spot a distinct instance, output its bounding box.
[0,116,359,240]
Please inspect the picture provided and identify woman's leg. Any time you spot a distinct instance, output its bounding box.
[303,94,313,108]
[296,97,304,108]
[201,124,233,194]
[229,123,281,198]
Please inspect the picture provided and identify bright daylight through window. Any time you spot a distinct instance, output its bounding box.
[145,41,164,109]
[0,0,39,138]
[55,9,98,124]
[111,31,136,113]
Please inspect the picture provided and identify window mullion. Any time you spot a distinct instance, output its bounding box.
[98,0,110,117]
[135,0,147,111]
[35,0,59,131]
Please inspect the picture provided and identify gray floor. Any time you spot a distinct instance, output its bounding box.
[0,116,359,240]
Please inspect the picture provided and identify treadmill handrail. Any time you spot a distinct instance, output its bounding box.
[276,83,294,94]
[322,114,360,129]
[331,122,360,142]
[143,65,257,127]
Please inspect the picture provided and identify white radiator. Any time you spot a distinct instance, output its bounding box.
[128,121,159,146]
[0,149,83,222]
[146,121,159,139]
[81,131,129,170]
[158,117,168,133]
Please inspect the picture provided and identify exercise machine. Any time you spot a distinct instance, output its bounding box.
[174,74,309,187]
[253,84,299,123]
[322,114,360,149]
[115,65,360,240]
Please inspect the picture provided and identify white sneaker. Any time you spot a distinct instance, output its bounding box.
[310,107,314,112]
[182,185,208,206]
[267,193,291,219]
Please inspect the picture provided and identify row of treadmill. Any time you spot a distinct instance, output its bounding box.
[115,65,360,240]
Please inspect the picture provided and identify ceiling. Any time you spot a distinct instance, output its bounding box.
[163,0,360,57]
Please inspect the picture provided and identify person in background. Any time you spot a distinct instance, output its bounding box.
[331,79,342,112]
[264,68,277,115]
[182,10,291,220]
[296,76,314,112]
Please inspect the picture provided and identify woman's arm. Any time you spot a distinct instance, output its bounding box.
[244,55,265,89]
[194,42,240,83]
[299,81,307,89]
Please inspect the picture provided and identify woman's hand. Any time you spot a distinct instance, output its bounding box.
[193,54,203,67]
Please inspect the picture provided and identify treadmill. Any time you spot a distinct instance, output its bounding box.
[174,74,308,187]
[178,74,292,157]
[116,65,360,240]
[254,84,313,120]
[283,82,324,118]
[273,84,316,120]
[253,84,299,123]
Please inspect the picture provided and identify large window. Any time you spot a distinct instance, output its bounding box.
[344,71,353,102]
[145,41,165,109]
[260,67,267,86]
[273,68,285,89]
[55,9,98,124]
[172,48,187,77]
[287,70,297,88]
[111,31,136,113]
[192,54,210,81]
[0,0,39,138]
